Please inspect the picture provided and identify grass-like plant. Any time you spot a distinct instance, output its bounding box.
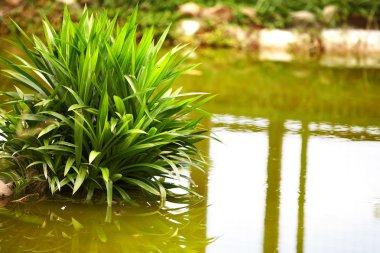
[0,7,211,206]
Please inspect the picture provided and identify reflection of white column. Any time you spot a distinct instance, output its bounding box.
[305,137,380,253]
[206,128,269,253]
[279,133,302,253]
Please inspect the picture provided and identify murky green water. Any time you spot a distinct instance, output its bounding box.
[1,46,380,252]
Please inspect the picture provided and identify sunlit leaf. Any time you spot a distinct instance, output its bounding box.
[89,150,101,164]
[72,167,87,194]
[64,157,75,176]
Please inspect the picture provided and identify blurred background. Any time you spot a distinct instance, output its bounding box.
[1,0,380,38]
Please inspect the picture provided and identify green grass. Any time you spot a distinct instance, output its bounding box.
[0,7,211,207]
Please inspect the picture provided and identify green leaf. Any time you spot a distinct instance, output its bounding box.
[155,179,167,208]
[100,167,113,207]
[100,167,109,182]
[111,174,122,181]
[26,161,45,169]
[68,104,89,111]
[105,180,113,207]
[123,178,160,196]
[97,82,109,136]
[113,95,125,115]
[38,122,60,138]
[74,114,84,166]
[89,150,101,164]
[72,167,87,194]
[64,157,75,176]
[114,185,131,202]
[33,145,74,153]
[1,69,49,96]
[21,114,49,121]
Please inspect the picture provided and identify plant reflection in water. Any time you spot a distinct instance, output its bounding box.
[0,199,211,253]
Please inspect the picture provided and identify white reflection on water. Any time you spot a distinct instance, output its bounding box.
[279,134,302,253]
[207,129,268,253]
[305,137,380,253]
[206,117,380,253]
[212,115,269,129]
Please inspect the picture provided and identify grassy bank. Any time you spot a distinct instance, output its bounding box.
[1,0,379,37]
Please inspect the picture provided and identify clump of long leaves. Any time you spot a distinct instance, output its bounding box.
[0,7,211,206]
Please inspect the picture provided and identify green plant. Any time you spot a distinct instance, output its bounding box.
[0,7,211,206]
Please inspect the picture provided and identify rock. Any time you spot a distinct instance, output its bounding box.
[321,29,380,54]
[201,4,233,22]
[177,19,201,36]
[234,28,247,43]
[240,7,257,21]
[225,26,245,45]
[0,180,12,198]
[259,29,298,50]
[290,10,316,24]
[178,2,201,17]
[322,5,338,23]
[245,32,260,49]
[5,0,22,6]
[259,29,314,52]
[226,26,259,49]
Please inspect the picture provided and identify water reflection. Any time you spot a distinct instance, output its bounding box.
[178,50,380,127]
[189,117,212,253]
[207,127,268,252]
[263,120,284,253]
[2,44,380,252]
[207,115,380,253]
[297,121,309,253]
[0,201,211,253]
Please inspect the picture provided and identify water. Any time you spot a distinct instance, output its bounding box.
[1,47,380,252]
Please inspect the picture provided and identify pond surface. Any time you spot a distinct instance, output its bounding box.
[1,47,380,253]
